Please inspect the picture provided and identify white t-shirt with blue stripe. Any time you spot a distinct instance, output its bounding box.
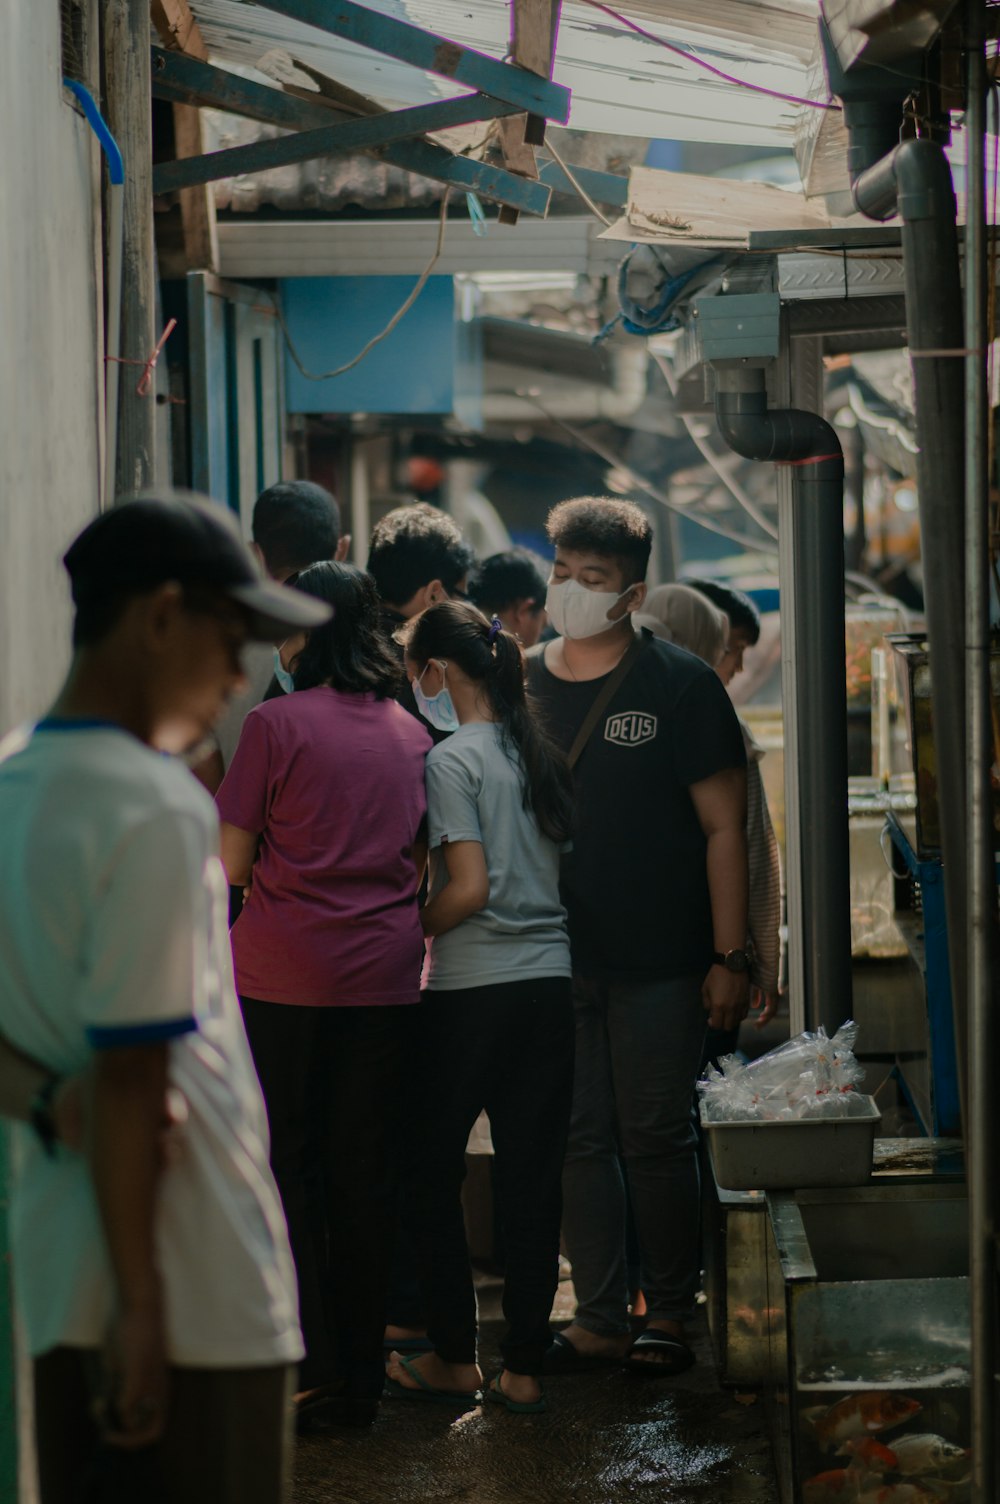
[0,721,302,1366]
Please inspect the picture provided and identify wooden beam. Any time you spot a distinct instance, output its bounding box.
[152,92,519,195]
[497,0,561,224]
[150,50,552,214]
[172,103,219,271]
[516,0,561,145]
[152,1,217,270]
[106,0,157,496]
[536,157,628,209]
[254,0,570,121]
[150,0,208,60]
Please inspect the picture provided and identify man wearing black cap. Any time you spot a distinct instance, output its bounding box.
[0,492,328,1504]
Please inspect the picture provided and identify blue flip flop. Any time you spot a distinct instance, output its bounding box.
[485,1371,546,1414]
[383,1354,481,1407]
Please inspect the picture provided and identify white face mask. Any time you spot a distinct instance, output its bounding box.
[545,578,636,641]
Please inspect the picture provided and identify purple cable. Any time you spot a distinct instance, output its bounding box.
[580,1,841,114]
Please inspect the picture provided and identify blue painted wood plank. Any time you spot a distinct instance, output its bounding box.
[537,157,629,210]
[151,47,551,214]
[259,0,570,121]
[153,90,517,194]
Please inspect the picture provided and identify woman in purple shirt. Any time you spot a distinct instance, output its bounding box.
[217,562,431,1428]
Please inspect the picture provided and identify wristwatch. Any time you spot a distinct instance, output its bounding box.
[30,1075,62,1159]
[712,948,751,975]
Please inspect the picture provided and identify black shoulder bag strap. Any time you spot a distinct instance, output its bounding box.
[566,633,644,770]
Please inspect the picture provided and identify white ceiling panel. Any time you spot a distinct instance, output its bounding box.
[190,0,828,146]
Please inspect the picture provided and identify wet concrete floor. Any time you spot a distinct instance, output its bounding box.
[294,1279,777,1504]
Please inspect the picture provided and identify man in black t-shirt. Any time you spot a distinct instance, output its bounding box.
[526,498,749,1376]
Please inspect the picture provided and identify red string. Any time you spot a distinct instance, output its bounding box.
[578,1,841,113]
[106,318,178,396]
[773,453,842,467]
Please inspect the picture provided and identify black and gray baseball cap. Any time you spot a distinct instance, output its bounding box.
[64,490,331,640]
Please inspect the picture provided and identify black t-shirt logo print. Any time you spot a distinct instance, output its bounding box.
[604,711,658,748]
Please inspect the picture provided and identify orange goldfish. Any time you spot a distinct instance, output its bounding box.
[804,1469,861,1504]
[813,1392,923,1452]
[857,1485,939,1504]
[837,1436,900,1472]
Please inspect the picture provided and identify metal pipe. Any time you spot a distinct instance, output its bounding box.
[890,146,968,1106]
[845,128,972,1108]
[893,144,970,1103]
[963,10,998,1496]
[824,29,972,1098]
[715,369,852,1033]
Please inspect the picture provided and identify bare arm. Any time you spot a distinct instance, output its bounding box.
[421,841,489,938]
[689,766,750,1033]
[219,821,259,889]
[412,835,428,893]
[190,744,226,796]
[88,1044,170,1448]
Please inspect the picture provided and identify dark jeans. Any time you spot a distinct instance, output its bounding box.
[413,977,574,1375]
[33,1348,292,1504]
[241,998,412,1399]
[562,974,707,1333]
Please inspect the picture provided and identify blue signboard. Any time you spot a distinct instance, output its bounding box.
[280,275,458,415]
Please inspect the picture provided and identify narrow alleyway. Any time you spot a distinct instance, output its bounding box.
[294,1276,776,1504]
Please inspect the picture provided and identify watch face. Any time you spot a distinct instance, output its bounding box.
[725,949,750,973]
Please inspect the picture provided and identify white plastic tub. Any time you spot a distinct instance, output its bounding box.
[702,1096,881,1191]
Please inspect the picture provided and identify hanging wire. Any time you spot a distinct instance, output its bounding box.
[650,352,779,539]
[502,388,778,556]
[272,190,450,382]
[989,81,1000,607]
[543,134,614,227]
[575,0,841,113]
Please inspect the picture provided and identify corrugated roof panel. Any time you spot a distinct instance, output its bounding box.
[216,215,624,278]
[190,0,827,146]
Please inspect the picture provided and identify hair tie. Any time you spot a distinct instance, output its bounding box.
[488,615,503,645]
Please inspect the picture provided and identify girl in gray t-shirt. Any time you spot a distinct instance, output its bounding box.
[386,602,574,1415]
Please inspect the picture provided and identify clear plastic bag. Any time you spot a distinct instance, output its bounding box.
[698,1022,865,1123]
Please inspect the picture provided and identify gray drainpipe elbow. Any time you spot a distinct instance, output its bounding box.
[714,383,844,478]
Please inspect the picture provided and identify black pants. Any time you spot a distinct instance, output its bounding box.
[413,977,574,1376]
[240,998,412,1400]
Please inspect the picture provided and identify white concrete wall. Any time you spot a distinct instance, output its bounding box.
[0,0,104,735]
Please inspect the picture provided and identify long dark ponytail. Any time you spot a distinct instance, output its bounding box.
[402,601,574,844]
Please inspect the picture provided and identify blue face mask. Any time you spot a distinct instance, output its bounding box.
[413,662,459,734]
[273,647,296,695]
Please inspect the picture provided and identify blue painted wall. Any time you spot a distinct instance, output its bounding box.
[280,276,458,414]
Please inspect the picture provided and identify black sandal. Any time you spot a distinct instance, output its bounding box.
[623,1330,695,1376]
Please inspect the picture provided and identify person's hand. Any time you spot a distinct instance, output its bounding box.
[750,987,779,1029]
[51,1075,188,1165]
[98,1302,169,1449]
[159,1087,189,1167]
[701,966,750,1033]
